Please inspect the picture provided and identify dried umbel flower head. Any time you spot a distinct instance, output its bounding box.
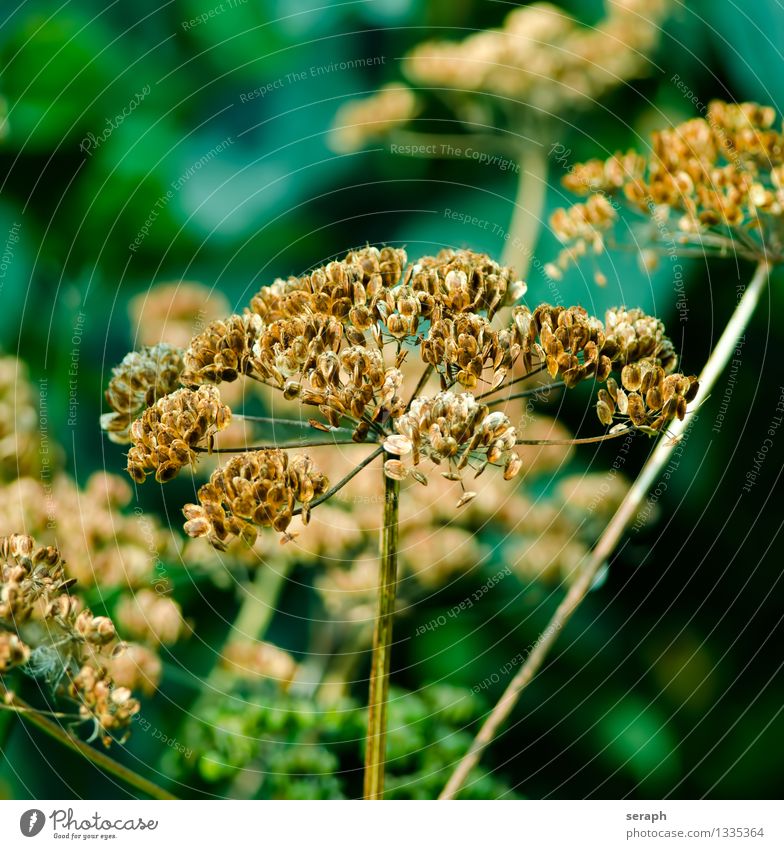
[127,385,231,483]
[389,392,520,488]
[0,535,140,744]
[69,665,139,743]
[182,313,263,385]
[597,369,698,433]
[183,450,329,548]
[0,533,70,623]
[330,83,419,153]
[108,243,695,552]
[100,343,185,443]
[550,100,784,271]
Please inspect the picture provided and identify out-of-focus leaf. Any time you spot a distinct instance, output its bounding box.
[707,0,784,109]
[0,10,128,151]
[596,697,681,791]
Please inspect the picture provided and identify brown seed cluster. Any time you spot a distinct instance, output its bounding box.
[0,534,140,743]
[182,313,263,385]
[597,368,698,433]
[183,450,329,547]
[387,392,521,489]
[531,305,610,386]
[551,100,784,270]
[69,665,139,744]
[101,344,185,444]
[127,385,231,483]
[0,533,71,623]
[602,308,677,372]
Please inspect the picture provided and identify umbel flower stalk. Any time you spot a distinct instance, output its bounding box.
[102,245,697,797]
[440,259,770,798]
[442,99,784,797]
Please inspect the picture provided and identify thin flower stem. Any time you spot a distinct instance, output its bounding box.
[364,461,400,800]
[7,694,176,800]
[291,446,385,517]
[487,381,565,406]
[475,364,547,400]
[439,259,772,800]
[233,414,355,435]
[197,437,367,453]
[406,364,434,410]
[502,140,550,280]
[516,429,630,446]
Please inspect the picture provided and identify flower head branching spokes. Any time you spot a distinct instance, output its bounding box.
[103,244,697,539]
[549,100,784,276]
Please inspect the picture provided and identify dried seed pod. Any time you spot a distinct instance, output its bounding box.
[182,450,328,548]
[100,344,185,443]
[126,386,231,484]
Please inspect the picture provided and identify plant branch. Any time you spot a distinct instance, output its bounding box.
[7,694,176,800]
[439,259,772,800]
[488,381,565,406]
[292,446,385,517]
[516,428,631,446]
[198,437,367,453]
[475,364,547,401]
[363,460,400,800]
[502,140,550,280]
[233,414,355,435]
[406,364,434,410]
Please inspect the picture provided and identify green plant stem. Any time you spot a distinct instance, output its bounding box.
[363,463,400,800]
[8,695,176,800]
[502,140,549,280]
[439,259,772,800]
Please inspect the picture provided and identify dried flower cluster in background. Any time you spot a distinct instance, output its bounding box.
[549,100,784,275]
[0,534,139,744]
[331,1,671,152]
[0,356,48,481]
[0,356,188,704]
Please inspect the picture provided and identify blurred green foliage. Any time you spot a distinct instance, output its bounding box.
[1,0,783,800]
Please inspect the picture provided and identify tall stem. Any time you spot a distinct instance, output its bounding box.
[363,464,400,800]
[439,260,771,799]
[502,141,549,280]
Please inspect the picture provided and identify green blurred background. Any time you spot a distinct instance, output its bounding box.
[1,0,782,799]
